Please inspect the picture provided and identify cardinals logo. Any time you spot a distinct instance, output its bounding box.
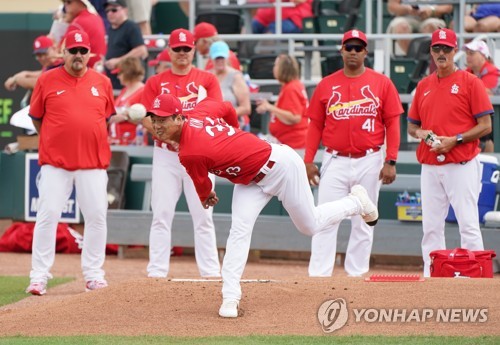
[177,82,199,111]
[327,85,379,120]
[317,298,349,333]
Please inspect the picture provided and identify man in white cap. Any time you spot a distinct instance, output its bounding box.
[464,39,499,152]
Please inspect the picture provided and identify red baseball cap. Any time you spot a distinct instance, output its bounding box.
[194,22,218,41]
[147,94,183,117]
[342,29,368,46]
[431,28,457,47]
[169,28,195,49]
[64,30,91,50]
[33,35,53,54]
[148,49,171,66]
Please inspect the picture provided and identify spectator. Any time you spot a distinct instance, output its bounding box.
[108,57,145,145]
[464,40,498,152]
[148,48,171,74]
[252,0,313,34]
[103,0,148,90]
[62,0,107,68]
[305,30,403,277]
[465,4,500,32]
[26,30,115,295]
[194,22,242,71]
[146,93,378,318]
[140,28,223,279]
[208,41,251,130]
[255,54,308,148]
[408,28,493,277]
[124,0,156,35]
[387,0,452,56]
[4,36,62,92]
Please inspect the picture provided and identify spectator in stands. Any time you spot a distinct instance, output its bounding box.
[252,0,313,34]
[108,57,146,145]
[103,0,148,90]
[306,30,403,277]
[194,22,242,71]
[464,40,499,152]
[124,0,157,35]
[465,4,500,32]
[255,54,308,148]
[148,48,172,74]
[208,41,251,131]
[62,0,107,68]
[387,0,453,56]
[4,36,62,92]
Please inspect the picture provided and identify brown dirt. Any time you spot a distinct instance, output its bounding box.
[0,251,499,337]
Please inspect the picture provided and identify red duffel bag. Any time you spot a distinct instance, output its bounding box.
[430,248,496,278]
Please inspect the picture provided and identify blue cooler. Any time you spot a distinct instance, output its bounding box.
[446,154,499,223]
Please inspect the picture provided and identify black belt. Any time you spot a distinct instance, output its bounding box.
[253,161,275,183]
[325,147,381,158]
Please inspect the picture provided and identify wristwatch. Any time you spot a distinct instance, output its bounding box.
[385,160,397,166]
[456,133,464,145]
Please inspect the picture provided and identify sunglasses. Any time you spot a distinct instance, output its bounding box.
[106,8,119,13]
[67,47,89,55]
[344,44,365,53]
[431,45,454,54]
[172,46,192,53]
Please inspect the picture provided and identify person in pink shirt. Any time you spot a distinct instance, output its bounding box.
[255,54,308,148]
[252,0,313,33]
[146,93,379,318]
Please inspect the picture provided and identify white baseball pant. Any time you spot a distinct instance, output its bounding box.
[421,156,484,277]
[221,144,364,301]
[30,165,108,283]
[147,147,221,278]
[309,151,383,277]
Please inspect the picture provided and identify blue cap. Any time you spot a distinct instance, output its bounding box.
[209,41,230,60]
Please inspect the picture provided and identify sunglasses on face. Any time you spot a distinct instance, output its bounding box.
[343,44,365,53]
[67,47,89,55]
[431,45,454,54]
[172,46,192,53]
[106,8,119,13]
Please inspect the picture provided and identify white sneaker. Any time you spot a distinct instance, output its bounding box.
[350,185,378,226]
[26,281,47,296]
[85,280,108,292]
[219,299,239,318]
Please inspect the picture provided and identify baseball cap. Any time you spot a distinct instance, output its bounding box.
[169,28,195,49]
[431,28,457,47]
[148,49,171,66]
[209,41,230,60]
[33,35,53,54]
[194,22,218,41]
[342,29,367,46]
[104,0,127,7]
[464,40,490,59]
[64,30,91,50]
[147,94,183,117]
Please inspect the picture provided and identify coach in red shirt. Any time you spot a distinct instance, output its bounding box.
[408,29,493,277]
[27,30,115,296]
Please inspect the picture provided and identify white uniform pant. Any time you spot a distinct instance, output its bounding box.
[30,165,108,283]
[421,157,484,277]
[221,144,362,300]
[147,147,220,277]
[308,151,382,277]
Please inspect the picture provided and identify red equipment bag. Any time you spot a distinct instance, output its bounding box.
[430,248,496,278]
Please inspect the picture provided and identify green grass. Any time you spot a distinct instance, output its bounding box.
[0,276,73,307]
[0,336,498,345]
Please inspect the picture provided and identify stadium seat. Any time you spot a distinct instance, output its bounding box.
[390,37,431,93]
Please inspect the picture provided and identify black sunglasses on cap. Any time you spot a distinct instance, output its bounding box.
[343,44,365,53]
[431,45,454,54]
[172,46,192,53]
[67,47,89,55]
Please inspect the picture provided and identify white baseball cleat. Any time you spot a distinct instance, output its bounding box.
[350,184,379,226]
[85,280,108,292]
[219,299,239,318]
[26,281,47,296]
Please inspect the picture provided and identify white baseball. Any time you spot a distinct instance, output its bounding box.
[128,103,147,121]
